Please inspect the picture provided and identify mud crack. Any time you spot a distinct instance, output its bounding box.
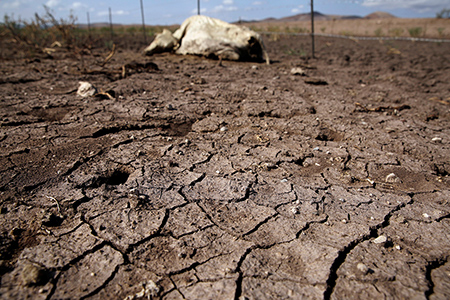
[323,194,413,299]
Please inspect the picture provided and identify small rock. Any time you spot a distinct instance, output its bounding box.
[166,104,175,110]
[432,137,442,143]
[385,173,402,183]
[373,235,387,244]
[290,67,305,76]
[290,207,299,214]
[77,81,97,98]
[21,263,47,286]
[356,263,369,274]
[220,126,228,132]
[194,77,206,84]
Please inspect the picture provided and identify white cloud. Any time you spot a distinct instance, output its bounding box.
[223,0,234,4]
[291,5,304,14]
[46,0,60,8]
[98,9,129,17]
[2,0,24,9]
[361,0,449,13]
[70,2,88,10]
[191,7,207,14]
[211,5,238,13]
[252,1,263,5]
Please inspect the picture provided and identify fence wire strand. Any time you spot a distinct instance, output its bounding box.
[259,31,450,43]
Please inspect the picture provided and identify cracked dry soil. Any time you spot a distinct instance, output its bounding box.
[1,35,450,299]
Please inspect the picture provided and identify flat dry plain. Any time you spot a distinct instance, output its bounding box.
[1,17,450,299]
[250,17,450,39]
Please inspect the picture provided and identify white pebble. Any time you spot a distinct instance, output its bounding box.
[431,137,442,143]
[373,235,387,244]
[357,263,369,274]
[77,81,97,98]
[366,178,375,185]
[385,173,401,183]
[290,67,305,76]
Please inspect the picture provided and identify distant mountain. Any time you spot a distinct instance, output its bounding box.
[247,11,396,23]
[364,11,397,19]
[261,11,362,22]
[279,11,333,22]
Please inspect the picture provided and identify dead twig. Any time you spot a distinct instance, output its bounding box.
[354,102,410,112]
[429,97,450,105]
[45,195,61,214]
[101,43,116,67]
[94,90,115,100]
[121,65,126,78]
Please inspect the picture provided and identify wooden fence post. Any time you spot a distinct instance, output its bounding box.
[109,7,114,43]
[311,0,315,58]
[140,0,147,43]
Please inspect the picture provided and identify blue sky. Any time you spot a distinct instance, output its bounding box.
[2,0,449,25]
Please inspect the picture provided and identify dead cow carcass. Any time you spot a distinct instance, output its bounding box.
[144,15,270,64]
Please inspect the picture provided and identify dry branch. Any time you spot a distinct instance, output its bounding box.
[101,44,116,67]
[354,102,411,112]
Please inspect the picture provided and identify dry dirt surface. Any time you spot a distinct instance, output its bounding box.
[1,34,450,299]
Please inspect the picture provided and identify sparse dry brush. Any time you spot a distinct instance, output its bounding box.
[0,7,162,60]
[1,6,85,58]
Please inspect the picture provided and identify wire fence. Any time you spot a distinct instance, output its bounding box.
[260,31,450,43]
[84,0,449,52]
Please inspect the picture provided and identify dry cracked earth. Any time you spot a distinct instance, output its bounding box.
[1,35,450,299]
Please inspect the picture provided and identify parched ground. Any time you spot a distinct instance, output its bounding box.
[1,34,450,299]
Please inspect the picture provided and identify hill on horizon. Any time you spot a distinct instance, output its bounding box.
[78,11,398,28]
[259,10,397,23]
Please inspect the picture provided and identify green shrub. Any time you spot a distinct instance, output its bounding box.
[374,28,383,37]
[408,27,423,37]
[267,25,280,33]
[388,28,404,37]
[339,30,354,36]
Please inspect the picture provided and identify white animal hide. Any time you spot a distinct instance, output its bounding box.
[144,16,269,64]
